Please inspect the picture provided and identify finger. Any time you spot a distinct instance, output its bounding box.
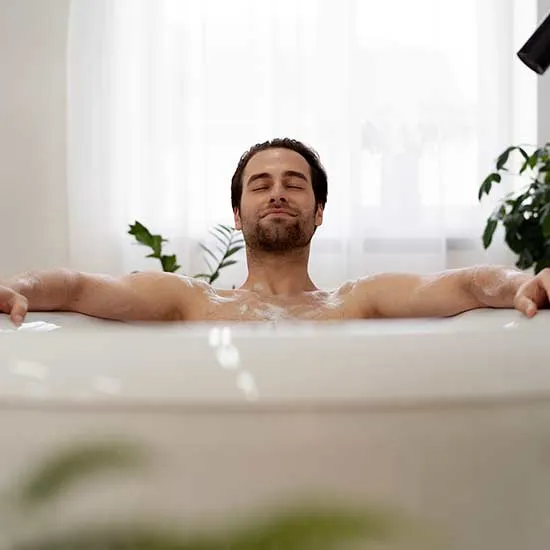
[537,268,550,306]
[514,294,538,317]
[9,295,28,327]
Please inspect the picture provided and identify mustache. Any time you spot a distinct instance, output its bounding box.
[261,207,297,218]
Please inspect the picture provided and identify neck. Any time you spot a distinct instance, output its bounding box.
[240,246,317,296]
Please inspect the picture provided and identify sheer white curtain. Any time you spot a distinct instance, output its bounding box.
[67,0,538,289]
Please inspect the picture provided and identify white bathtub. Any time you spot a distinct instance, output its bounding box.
[1,309,549,549]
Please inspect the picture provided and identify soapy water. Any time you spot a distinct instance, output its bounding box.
[204,282,347,323]
[0,321,61,333]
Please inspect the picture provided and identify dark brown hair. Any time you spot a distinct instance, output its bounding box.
[231,138,328,211]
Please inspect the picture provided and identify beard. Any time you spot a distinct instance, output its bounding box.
[241,212,316,253]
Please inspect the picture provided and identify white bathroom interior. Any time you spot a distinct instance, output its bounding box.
[1,1,550,549]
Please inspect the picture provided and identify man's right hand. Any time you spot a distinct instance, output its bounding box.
[0,285,28,326]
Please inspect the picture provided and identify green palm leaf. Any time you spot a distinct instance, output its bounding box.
[211,231,229,250]
[195,225,245,284]
[224,246,242,260]
[212,226,230,238]
[199,243,220,267]
[212,225,232,241]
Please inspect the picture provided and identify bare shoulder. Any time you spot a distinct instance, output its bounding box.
[335,277,377,317]
[83,270,207,296]
[119,270,207,291]
[121,271,211,306]
[75,270,211,321]
[337,273,427,318]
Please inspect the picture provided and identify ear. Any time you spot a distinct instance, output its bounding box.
[233,207,242,230]
[314,204,324,227]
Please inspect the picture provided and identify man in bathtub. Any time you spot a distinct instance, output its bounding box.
[1,138,550,326]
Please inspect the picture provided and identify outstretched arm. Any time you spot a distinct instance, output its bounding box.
[1,269,197,325]
[354,266,550,319]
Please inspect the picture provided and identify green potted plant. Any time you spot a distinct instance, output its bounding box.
[478,142,550,273]
[128,221,244,284]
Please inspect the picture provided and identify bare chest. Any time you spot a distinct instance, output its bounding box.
[187,290,362,322]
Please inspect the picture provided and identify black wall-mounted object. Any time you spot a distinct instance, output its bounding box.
[517,11,550,75]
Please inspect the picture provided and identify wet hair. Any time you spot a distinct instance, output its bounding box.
[230,137,328,211]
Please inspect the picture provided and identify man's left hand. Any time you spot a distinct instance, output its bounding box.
[513,268,550,317]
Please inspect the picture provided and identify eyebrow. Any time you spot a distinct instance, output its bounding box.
[246,170,308,185]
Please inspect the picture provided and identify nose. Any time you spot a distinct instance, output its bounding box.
[268,182,287,204]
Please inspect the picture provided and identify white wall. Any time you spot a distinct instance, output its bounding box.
[540,0,550,142]
[0,0,70,277]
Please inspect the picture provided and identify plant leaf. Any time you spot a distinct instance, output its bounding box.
[199,243,220,266]
[517,147,530,161]
[150,235,164,257]
[517,248,534,270]
[517,146,540,173]
[209,271,220,284]
[211,231,229,250]
[224,246,243,260]
[496,146,516,170]
[528,149,541,169]
[482,218,498,249]
[491,204,506,221]
[478,173,501,201]
[542,213,550,239]
[213,224,232,237]
[228,501,405,550]
[529,149,541,168]
[212,225,231,239]
[519,159,530,175]
[14,502,410,550]
[535,258,550,274]
[12,524,220,550]
[205,259,215,274]
[127,222,168,255]
[230,239,245,250]
[230,230,244,243]
[161,255,181,273]
[128,221,155,248]
[192,273,211,279]
[16,440,146,510]
[129,221,177,273]
[504,229,522,254]
[219,259,238,269]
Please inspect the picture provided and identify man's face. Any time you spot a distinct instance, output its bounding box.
[234,148,324,252]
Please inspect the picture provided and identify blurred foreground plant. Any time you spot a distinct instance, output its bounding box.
[1,438,436,550]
